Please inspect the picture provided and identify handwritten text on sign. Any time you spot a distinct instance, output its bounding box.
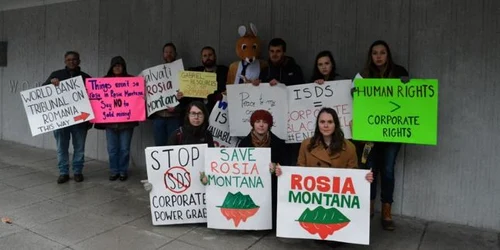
[287,80,353,143]
[207,95,241,147]
[352,79,438,145]
[276,167,370,245]
[179,71,217,98]
[204,148,272,230]
[145,144,208,225]
[140,59,184,116]
[20,76,94,136]
[226,83,288,140]
[85,77,146,123]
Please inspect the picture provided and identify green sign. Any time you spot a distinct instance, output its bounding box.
[352,78,438,145]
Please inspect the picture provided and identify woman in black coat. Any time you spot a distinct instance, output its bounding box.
[237,109,287,230]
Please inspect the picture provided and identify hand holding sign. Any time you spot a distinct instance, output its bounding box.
[20,76,95,136]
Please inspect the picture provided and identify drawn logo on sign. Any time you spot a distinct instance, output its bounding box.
[164,166,191,194]
[297,206,350,240]
[217,192,259,227]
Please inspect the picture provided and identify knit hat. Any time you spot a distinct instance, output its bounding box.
[250,110,273,128]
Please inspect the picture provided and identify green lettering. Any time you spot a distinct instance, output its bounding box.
[302,191,311,204]
[312,192,321,204]
[351,196,360,209]
[289,191,301,203]
[248,148,255,161]
[220,149,229,161]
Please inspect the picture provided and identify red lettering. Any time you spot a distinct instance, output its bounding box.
[332,176,340,193]
[220,163,229,174]
[250,163,259,175]
[210,161,219,173]
[342,177,356,194]
[316,176,329,192]
[232,163,240,174]
[304,176,316,192]
[291,174,302,190]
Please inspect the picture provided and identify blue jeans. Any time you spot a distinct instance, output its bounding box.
[152,117,180,146]
[366,142,401,204]
[106,128,134,175]
[53,123,88,175]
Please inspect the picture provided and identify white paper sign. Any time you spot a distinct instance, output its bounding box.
[287,80,353,143]
[145,144,208,225]
[207,95,241,147]
[226,83,288,139]
[140,59,184,117]
[276,166,370,245]
[204,147,272,230]
[20,76,95,136]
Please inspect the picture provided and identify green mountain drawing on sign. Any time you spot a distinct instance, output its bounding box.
[217,191,259,209]
[297,206,350,224]
[297,206,351,240]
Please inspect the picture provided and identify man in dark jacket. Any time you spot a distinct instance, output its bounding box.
[253,38,305,166]
[42,51,92,184]
[256,38,305,86]
[176,46,229,118]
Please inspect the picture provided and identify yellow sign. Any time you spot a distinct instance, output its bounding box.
[179,71,217,98]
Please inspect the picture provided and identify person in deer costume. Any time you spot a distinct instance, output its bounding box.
[226,23,268,85]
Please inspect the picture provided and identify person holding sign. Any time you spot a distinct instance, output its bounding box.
[167,101,215,146]
[150,43,182,146]
[355,40,409,231]
[275,107,373,180]
[93,56,138,181]
[311,51,345,84]
[42,51,92,184]
[236,109,288,230]
[142,101,214,191]
[186,46,229,113]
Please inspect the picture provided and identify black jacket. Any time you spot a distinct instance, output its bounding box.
[43,66,91,86]
[167,127,215,147]
[237,131,288,166]
[259,56,304,86]
[238,131,287,230]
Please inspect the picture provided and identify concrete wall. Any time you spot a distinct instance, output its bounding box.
[0,0,499,231]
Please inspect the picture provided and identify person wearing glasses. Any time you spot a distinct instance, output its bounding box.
[142,101,214,192]
[167,101,214,146]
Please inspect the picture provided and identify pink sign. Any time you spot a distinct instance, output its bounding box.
[85,77,146,123]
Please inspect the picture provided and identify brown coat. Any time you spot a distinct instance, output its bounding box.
[297,138,358,169]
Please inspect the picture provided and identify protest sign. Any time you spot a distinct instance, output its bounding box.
[207,95,241,147]
[85,77,145,123]
[178,71,217,98]
[226,83,288,140]
[20,76,94,136]
[352,78,438,145]
[287,80,353,143]
[204,147,272,230]
[140,59,184,117]
[144,144,208,225]
[276,166,370,245]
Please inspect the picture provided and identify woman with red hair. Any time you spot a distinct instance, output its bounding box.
[238,110,286,230]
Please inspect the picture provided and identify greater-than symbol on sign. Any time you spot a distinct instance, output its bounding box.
[313,101,322,107]
[73,112,90,121]
[389,101,400,112]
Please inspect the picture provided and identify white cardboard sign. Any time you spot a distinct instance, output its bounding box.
[145,144,208,225]
[20,76,94,136]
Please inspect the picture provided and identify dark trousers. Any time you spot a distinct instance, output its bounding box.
[366,142,401,204]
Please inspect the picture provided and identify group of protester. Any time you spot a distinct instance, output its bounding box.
[42,38,408,235]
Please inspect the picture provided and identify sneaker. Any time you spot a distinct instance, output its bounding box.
[57,175,70,184]
[109,174,119,181]
[74,174,84,182]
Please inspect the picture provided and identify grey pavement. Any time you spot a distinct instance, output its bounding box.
[0,140,498,250]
